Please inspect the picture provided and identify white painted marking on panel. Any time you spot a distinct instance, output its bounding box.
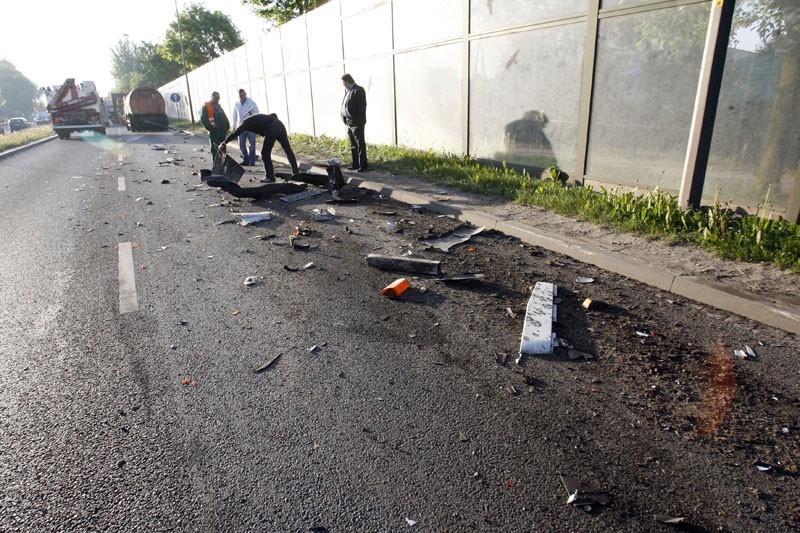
[118,242,138,313]
[518,282,557,358]
[118,176,126,191]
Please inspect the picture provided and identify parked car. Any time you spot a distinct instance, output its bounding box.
[9,117,31,132]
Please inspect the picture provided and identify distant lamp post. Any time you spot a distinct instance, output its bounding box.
[174,0,195,124]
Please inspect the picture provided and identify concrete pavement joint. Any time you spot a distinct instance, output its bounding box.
[276,156,800,334]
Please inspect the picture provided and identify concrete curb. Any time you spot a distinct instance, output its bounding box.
[0,135,58,162]
[276,157,800,335]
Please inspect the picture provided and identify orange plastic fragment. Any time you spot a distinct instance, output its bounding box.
[379,278,411,298]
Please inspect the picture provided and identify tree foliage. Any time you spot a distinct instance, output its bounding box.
[0,60,37,118]
[242,0,328,25]
[110,4,243,92]
[161,4,244,70]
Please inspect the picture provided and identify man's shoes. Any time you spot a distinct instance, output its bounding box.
[240,160,249,166]
[346,164,358,170]
[357,166,369,173]
[260,176,275,183]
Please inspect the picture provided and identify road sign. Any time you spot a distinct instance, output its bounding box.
[170,93,181,103]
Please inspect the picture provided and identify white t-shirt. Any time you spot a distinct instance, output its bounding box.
[233,97,260,128]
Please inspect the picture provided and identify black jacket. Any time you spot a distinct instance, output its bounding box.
[341,84,367,127]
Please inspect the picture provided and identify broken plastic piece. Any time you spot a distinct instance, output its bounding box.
[244,276,257,286]
[234,211,273,226]
[420,225,485,252]
[755,460,772,471]
[561,474,610,507]
[380,278,411,298]
[576,276,594,284]
[404,518,416,527]
[254,353,282,373]
[655,515,685,525]
[518,282,557,358]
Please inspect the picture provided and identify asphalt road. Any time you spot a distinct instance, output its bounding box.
[1,127,796,532]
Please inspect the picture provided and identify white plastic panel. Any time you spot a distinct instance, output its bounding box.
[285,71,314,135]
[311,66,346,138]
[307,0,344,67]
[393,0,462,50]
[342,3,391,61]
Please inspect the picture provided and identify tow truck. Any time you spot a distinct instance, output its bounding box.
[45,79,107,139]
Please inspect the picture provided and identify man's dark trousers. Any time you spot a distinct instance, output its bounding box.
[347,124,367,170]
[261,120,299,180]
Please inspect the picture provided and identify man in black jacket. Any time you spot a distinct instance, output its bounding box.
[340,73,368,172]
[219,113,299,183]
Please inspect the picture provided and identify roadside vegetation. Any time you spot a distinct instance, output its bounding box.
[289,134,800,272]
[0,127,54,152]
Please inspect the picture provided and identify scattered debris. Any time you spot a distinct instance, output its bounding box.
[214,219,236,226]
[506,308,517,318]
[308,345,320,353]
[312,207,336,221]
[404,518,417,527]
[495,352,508,365]
[280,189,325,202]
[366,254,441,276]
[302,262,315,270]
[254,353,282,373]
[380,278,411,298]
[433,273,485,283]
[234,211,274,226]
[243,276,257,286]
[517,282,557,361]
[289,236,311,250]
[636,331,650,337]
[458,431,469,442]
[654,514,685,525]
[734,345,758,359]
[420,225,485,252]
[561,474,611,510]
[284,265,299,272]
[582,298,604,310]
[576,276,595,284]
[755,460,772,472]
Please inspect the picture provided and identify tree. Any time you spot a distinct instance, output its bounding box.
[0,60,37,118]
[242,0,328,25]
[736,0,800,191]
[161,4,244,70]
[110,37,143,93]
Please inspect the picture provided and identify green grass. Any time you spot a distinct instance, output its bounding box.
[0,127,55,152]
[289,134,800,272]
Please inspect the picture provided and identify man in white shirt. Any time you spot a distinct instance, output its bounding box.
[232,89,260,165]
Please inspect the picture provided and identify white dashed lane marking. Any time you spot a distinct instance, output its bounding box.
[118,242,138,314]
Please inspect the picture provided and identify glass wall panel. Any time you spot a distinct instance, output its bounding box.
[341,0,386,17]
[265,77,288,123]
[342,4,392,60]
[394,0,462,50]
[285,72,314,135]
[214,59,227,92]
[249,80,268,117]
[262,31,285,76]
[311,66,347,138]
[343,57,394,145]
[705,5,799,210]
[246,42,264,80]
[307,1,343,67]
[600,0,651,8]
[470,0,587,34]
[470,23,585,173]
[586,3,710,189]
[281,17,310,72]
[395,44,462,152]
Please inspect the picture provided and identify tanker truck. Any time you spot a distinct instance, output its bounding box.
[45,79,107,139]
[123,87,169,132]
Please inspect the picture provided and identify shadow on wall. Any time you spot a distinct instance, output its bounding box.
[497,110,558,170]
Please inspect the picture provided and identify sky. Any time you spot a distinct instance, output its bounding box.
[3,0,270,96]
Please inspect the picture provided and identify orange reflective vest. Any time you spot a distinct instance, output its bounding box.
[205,101,217,128]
